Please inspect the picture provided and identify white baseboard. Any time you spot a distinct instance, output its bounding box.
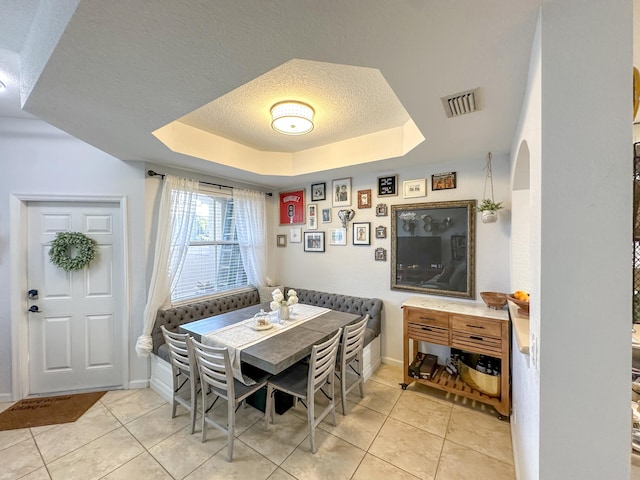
[381,356,403,368]
[149,336,383,401]
[0,393,14,403]
[128,379,149,390]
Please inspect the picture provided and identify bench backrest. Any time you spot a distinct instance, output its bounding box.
[151,289,260,355]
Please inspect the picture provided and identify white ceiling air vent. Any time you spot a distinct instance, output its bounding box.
[441,88,480,118]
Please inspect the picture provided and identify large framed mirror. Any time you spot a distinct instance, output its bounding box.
[391,200,476,298]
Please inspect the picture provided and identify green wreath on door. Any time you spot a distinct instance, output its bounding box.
[49,232,98,271]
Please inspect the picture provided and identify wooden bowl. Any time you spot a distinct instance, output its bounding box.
[480,292,507,310]
[507,294,530,316]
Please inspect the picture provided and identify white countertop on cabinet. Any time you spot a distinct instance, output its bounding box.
[401,296,509,322]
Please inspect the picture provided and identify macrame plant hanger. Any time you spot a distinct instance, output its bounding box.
[480,152,500,223]
[483,152,495,205]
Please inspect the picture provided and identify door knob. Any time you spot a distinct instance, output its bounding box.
[28,305,42,313]
[28,289,38,299]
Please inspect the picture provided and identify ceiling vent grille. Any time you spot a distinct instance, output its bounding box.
[441,88,480,118]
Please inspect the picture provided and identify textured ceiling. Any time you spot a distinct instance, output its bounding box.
[178,59,411,153]
[0,0,543,188]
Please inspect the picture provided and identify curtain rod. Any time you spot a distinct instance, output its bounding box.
[147,170,273,196]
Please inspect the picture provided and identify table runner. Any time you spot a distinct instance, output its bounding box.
[202,303,330,384]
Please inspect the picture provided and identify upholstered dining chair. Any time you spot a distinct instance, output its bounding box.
[335,315,369,415]
[188,337,269,462]
[264,328,342,453]
[161,325,198,434]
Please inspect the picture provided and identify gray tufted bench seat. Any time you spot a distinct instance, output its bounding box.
[285,287,383,347]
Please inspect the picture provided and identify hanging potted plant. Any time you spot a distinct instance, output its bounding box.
[477,199,504,223]
[478,152,504,223]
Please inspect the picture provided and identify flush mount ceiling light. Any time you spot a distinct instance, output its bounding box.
[271,101,314,135]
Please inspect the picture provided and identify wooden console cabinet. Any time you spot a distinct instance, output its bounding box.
[402,296,511,418]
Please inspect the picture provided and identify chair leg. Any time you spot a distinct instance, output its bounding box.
[357,356,365,399]
[329,376,337,427]
[200,388,208,442]
[308,396,316,454]
[227,399,235,462]
[340,372,348,415]
[190,378,197,434]
[264,385,273,428]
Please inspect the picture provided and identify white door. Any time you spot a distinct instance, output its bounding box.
[27,201,124,394]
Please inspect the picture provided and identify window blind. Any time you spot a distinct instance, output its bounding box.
[171,187,248,303]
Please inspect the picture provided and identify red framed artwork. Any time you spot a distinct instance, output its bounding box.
[279,189,305,225]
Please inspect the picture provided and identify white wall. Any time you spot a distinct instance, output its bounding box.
[0,118,149,399]
[511,2,632,478]
[509,12,541,480]
[272,153,512,365]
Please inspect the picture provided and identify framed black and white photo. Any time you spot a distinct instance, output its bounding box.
[311,182,326,201]
[303,231,325,252]
[307,204,318,230]
[329,228,347,246]
[375,247,387,261]
[377,175,398,197]
[321,208,331,223]
[403,178,427,198]
[375,225,387,239]
[276,234,287,247]
[352,222,371,245]
[332,177,352,207]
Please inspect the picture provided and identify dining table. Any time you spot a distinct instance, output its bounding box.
[179,302,361,376]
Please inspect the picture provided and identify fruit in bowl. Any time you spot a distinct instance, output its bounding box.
[507,290,530,315]
[513,290,529,302]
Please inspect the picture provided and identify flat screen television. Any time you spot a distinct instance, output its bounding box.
[397,236,442,266]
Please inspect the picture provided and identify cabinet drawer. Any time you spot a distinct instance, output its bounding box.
[451,331,502,356]
[451,315,502,337]
[408,322,449,345]
[405,307,449,328]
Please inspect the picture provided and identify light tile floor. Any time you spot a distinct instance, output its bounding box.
[2,364,521,480]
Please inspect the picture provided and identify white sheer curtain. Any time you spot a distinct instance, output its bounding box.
[135,175,199,357]
[233,188,267,288]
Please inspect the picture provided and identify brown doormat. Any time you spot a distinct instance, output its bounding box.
[0,391,106,431]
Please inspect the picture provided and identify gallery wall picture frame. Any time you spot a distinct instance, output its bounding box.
[353,222,371,245]
[357,189,372,209]
[377,174,398,197]
[303,231,325,252]
[375,204,388,216]
[375,225,387,239]
[332,177,352,207]
[375,247,387,261]
[311,182,326,201]
[432,172,457,191]
[329,228,347,246]
[307,204,318,230]
[321,208,331,223]
[277,234,287,247]
[279,189,305,224]
[403,178,427,199]
[290,227,302,243]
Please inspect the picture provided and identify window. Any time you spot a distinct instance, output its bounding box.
[171,188,247,303]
